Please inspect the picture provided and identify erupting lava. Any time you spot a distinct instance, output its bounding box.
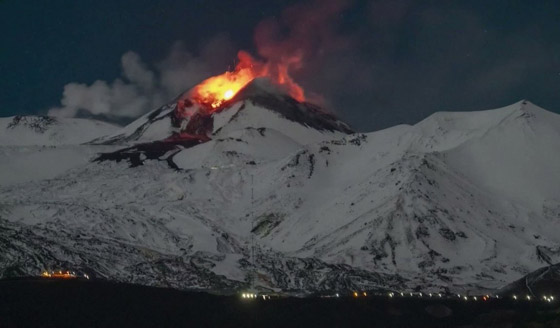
[188,51,305,110]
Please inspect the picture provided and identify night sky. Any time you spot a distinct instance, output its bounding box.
[2,0,560,131]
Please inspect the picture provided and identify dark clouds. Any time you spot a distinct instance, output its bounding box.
[2,0,560,131]
[324,0,560,130]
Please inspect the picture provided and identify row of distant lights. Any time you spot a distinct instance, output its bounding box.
[455,293,555,303]
[387,291,556,303]
[241,293,271,300]
[388,292,442,298]
[241,291,556,303]
[456,294,496,301]
[511,294,555,303]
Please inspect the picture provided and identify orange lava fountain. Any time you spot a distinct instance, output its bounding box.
[188,51,305,110]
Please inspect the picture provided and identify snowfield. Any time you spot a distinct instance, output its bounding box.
[0,116,119,185]
[0,116,118,146]
[0,84,559,295]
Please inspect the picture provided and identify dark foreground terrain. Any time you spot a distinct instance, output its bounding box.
[0,278,559,328]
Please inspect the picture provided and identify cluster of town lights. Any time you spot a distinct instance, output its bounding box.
[41,270,89,280]
[41,270,77,279]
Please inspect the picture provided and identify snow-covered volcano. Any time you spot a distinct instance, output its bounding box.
[0,86,559,295]
[92,78,353,168]
[93,78,352,147]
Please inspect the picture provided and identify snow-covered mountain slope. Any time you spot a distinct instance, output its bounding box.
[443,103,560,210]
[0,116,119,185]
[0,116,118,146]
[0,145,115,186]
[90,102,178,145]
[497,263,560,297]
[0,98,559,295]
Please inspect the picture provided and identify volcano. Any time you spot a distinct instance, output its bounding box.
[1,95,560,295]
[93,78,352,167]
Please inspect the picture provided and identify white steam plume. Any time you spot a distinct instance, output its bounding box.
[49,35,234,120]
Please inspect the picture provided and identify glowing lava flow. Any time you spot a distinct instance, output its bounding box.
[188,51,305,110]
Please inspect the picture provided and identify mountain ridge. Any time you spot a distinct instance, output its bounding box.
[0,96,559,295]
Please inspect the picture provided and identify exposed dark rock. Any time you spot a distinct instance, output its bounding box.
[94,138,204,168]
[7,116,57,133]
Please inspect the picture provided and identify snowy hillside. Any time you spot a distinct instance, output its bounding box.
[0,116,118,146]
[0,116,119,185]
[497,263,560,297]
[0,89,559,295]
